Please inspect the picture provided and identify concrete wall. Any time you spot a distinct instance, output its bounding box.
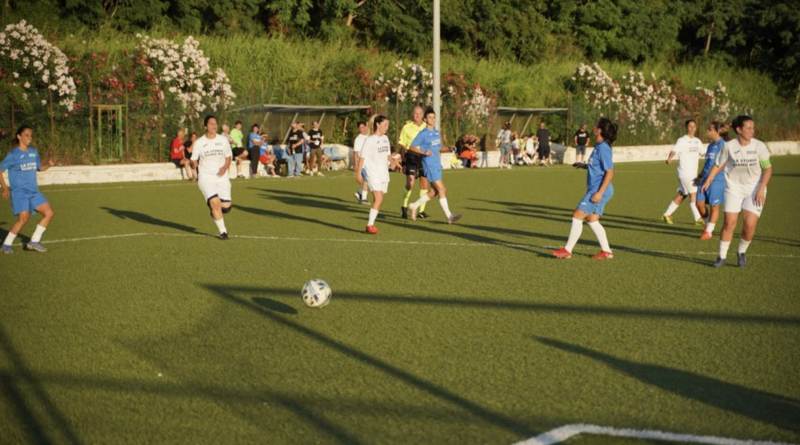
[7,141,796,186]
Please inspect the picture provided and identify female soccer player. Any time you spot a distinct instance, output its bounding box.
[191,115,233,240]
[407,108,462,224]
[352,121,370,204]
[356,115,400,234]
[695,122,727,240]
[702,116,772,268]
[662,119,704,225]
[1,125,56,253]
[552,118,617,259]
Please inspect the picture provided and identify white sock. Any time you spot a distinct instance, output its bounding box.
[564,218,583,252]
[719,241,731,259]
[31,225,46,243]
[439,198,452,219]
[587,220,611,252]
[410,193,431,210]
[368,208,379,226]
[690,202,701,221]
[214,218,227,235]
[664,201,679,216]
[3,232,17,246]
[705,222,716,235]
[738,239,751,254]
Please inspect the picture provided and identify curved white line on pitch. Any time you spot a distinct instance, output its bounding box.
[513,424,797,445]
[11,232,797,258]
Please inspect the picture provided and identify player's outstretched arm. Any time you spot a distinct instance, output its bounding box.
[39,157,56,172]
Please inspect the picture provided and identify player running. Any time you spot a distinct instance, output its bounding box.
[552,118,617,260]
[695,122,727,240]
[191,115,233,240]
[356,115,400,234]
[398,106,428,219]
[1,125,56,253]
[702,115,773,268]
[352,121,370,205]
[662,119,704,225]
[407,108,462,224]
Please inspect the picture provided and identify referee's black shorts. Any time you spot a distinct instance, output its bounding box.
[403,153,425,177]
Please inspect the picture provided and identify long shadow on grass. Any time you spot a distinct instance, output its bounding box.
[101,207,198,233]
[236,204,360,233]
[257,189,364,216]
[535,336,800,434]
[226,285,800,327]
[0,324,84,445]
[203,283,538,439]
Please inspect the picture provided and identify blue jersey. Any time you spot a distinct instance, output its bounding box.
[1,147,42,193]
[587,141,613,194]
[248,132,260,149]
[411,127,442,171]
[700,139,725,186]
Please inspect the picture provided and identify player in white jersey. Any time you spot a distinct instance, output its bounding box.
[356,115,400,234]
[662,119,705,225]
[351,121,370,204]
[701,115,773,268]
[191,115,233,240]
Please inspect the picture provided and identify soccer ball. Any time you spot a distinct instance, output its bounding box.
[301,279,332,308]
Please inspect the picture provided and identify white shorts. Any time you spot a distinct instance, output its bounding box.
[367,179,389,193]
[198,175,232,202]
[724,188,765,217]
[677,175,697,196]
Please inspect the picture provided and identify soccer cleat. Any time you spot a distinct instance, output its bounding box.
[218,232,229,241]
[26,242,48,253]
[661,215,674,224]
[712,257,726,268]
[448,214,462,224]
[738,253,747,268]
[695,218,705,226]
[591,250,614,260]
[354,192,363,203]
[316,172,325,177]
[366,225,379,234]
[401,207,408,219]
[2,244,12,254]
[551,248,572,259]
[418,212,429,220]
[700,231,713,240]
[409,205,418,221]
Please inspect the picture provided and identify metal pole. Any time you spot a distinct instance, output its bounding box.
[433,0,441,129]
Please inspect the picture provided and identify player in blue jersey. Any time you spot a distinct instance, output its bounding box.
[694,122,727,240]
[552,118,617,259]
[406,108,462,224]
[1,126,56,253]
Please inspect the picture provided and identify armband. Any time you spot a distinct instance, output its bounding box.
[760,159,772,168]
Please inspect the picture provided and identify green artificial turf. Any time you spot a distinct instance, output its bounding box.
[1,158,799,445]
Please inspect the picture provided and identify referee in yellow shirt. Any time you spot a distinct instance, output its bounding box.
[398,106,429,218]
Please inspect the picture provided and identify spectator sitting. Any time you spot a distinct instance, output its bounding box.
[170,128,195,180]
[511,132,521,165]
[183,132,198,179]
[520,134,537,165]
[457,134,480,168]
[258,133,279,177]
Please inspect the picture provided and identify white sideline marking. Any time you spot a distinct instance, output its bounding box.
[7,232,797,259]
[513,424,797,445]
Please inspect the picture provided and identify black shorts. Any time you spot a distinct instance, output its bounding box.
[538,147,551,158]
[171,158,183,168]
[232,147,246,157]
[403,153,425,177]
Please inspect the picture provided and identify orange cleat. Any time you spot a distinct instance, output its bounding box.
[591,251,614,260]
[700,231,712,240]
[366,225,379,235]
[552,248,572,259]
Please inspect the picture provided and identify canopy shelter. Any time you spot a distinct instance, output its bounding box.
[489,107,569,149]
[231,104,369,145]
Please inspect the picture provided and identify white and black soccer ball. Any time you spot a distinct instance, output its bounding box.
[301,279,332,308]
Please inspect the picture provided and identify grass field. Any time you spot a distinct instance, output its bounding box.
[1,158,799,445]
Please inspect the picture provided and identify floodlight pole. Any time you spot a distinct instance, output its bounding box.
[433,0,441,129]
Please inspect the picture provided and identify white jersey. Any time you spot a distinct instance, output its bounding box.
[191,134,232,177]
[716,137,770,196]
[353,134,368,155]
[496,129,511,144]
[525,138,535,155]
[361,134,391,185]
[672,135,703,179]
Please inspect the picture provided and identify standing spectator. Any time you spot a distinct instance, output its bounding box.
[307,121,325,176]
[495,122,512,169]
[230,121,244,154]
[247,124,261,178]
[170,128,195,180]
[573,123,590,164]
[536,122,551,167]
[286,122,305,178]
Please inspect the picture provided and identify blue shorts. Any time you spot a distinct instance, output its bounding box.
[577,189,613,216]
[698,181,725,206]
[361,167,367,179]
[424,165,443,182]
[11,190,48,216]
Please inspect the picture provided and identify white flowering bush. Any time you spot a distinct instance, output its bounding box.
[0,20,77,111]
[136,34,235,123]
[572,62,733,138]
[373,60,434,105]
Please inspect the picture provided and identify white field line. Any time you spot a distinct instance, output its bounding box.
[8,232,797,258]
[513,424,797,445]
